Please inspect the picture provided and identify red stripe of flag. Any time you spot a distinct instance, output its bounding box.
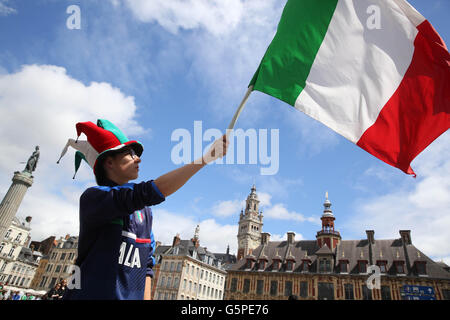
[357,20,450,176]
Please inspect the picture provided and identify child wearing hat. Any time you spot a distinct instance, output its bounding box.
[59,119,228,300]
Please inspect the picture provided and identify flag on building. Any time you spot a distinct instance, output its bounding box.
[250,0,449,176]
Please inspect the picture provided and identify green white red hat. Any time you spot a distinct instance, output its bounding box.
[57,119,143,178]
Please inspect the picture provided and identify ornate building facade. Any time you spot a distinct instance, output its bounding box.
[237,185,263,260]
[225,192,450,300]
[32,235,78,291]
[0,217,39,287]
[153,227,228,300]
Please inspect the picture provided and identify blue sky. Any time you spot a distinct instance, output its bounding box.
[0,0,449,263]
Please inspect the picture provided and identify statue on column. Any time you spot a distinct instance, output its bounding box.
[24,146,40,173]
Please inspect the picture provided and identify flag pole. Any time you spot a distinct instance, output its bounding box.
[227,85,254,131]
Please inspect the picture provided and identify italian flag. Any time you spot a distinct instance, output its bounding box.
[250,0,449,176]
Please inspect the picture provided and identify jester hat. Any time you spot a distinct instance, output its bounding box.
[57,119,143,178]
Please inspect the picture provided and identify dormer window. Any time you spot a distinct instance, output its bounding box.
[258,260,266,271]
[339,260,349,273]
[272,259,281,271]
[376,260,387,273]
[246,258,255,269]
[286,260,295,271]
[395,261,405,274]
[358,260,368,274]
[301,260,310,272]
[319,258,331,273]
[415,261,427,275]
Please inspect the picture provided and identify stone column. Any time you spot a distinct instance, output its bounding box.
[0,171,34,240]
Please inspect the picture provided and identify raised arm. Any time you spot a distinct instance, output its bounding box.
[154,134,229,197]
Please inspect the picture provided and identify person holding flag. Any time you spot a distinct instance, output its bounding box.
[58,119,228,300]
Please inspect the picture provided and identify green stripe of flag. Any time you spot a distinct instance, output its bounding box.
[249,0,338,106]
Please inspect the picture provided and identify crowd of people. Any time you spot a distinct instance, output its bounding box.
[0,279,67,301]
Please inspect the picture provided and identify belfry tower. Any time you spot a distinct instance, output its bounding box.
[237,185,264,260]
[0,147,39,240]
[316,192,341,250]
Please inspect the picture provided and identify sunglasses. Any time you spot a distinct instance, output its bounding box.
[117,148,138,159]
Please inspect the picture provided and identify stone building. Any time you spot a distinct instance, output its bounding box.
[153,227,228,300]
[32,235,78,291]
[225,193,450,300]
[237,185,263,260]
[0,217,35,284]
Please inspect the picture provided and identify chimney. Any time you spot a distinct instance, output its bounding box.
[287,231,295,244]
[261,232,271,245]
[366,230,375,244]
[400,230,412,245]
[172,233,181,247]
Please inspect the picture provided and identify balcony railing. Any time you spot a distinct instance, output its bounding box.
[316,230,341,237]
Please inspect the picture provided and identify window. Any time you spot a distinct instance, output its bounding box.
[381,286,392,300]
[300,281,308,298]
[301,261,309,272]
[258,260,266,270]
[167,277,172,287]
[5,229,11,239]
[177,262,182,272]
[319,259,331,273]
[15,233,22,242]
[344,283,354,300]
[8,246,16,257]
[160,276,166,287]
[340,261,349,273]
[46,264,53,272]
[358,261,368,273]
[39,276,47,288]
[286,260,294,271]
[273,260,280,271]
[243,279,250,293]
[55,265,61,273]
[60,253,66,261]
[230,278,237,293]
[49,277,57,288]
[377,261,387,273]
[270,280,278,296]
[395,261,405,274]
[170,262,174,271]
[362,285,372,300]
[256,280,264,295]
[284,281,293,297]
[416,262,426,275]
[246,259,254,269]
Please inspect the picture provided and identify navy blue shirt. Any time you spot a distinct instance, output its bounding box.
[64,179,165,300]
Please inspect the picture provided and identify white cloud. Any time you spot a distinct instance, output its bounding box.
[0,64,146,241]
[347,132,450,262]
[152,208,237,254]
[264,203,319,224]
[123,0,244,36]
[271,232,304,242]
[0,0,16,16]
[211,199,245,217]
